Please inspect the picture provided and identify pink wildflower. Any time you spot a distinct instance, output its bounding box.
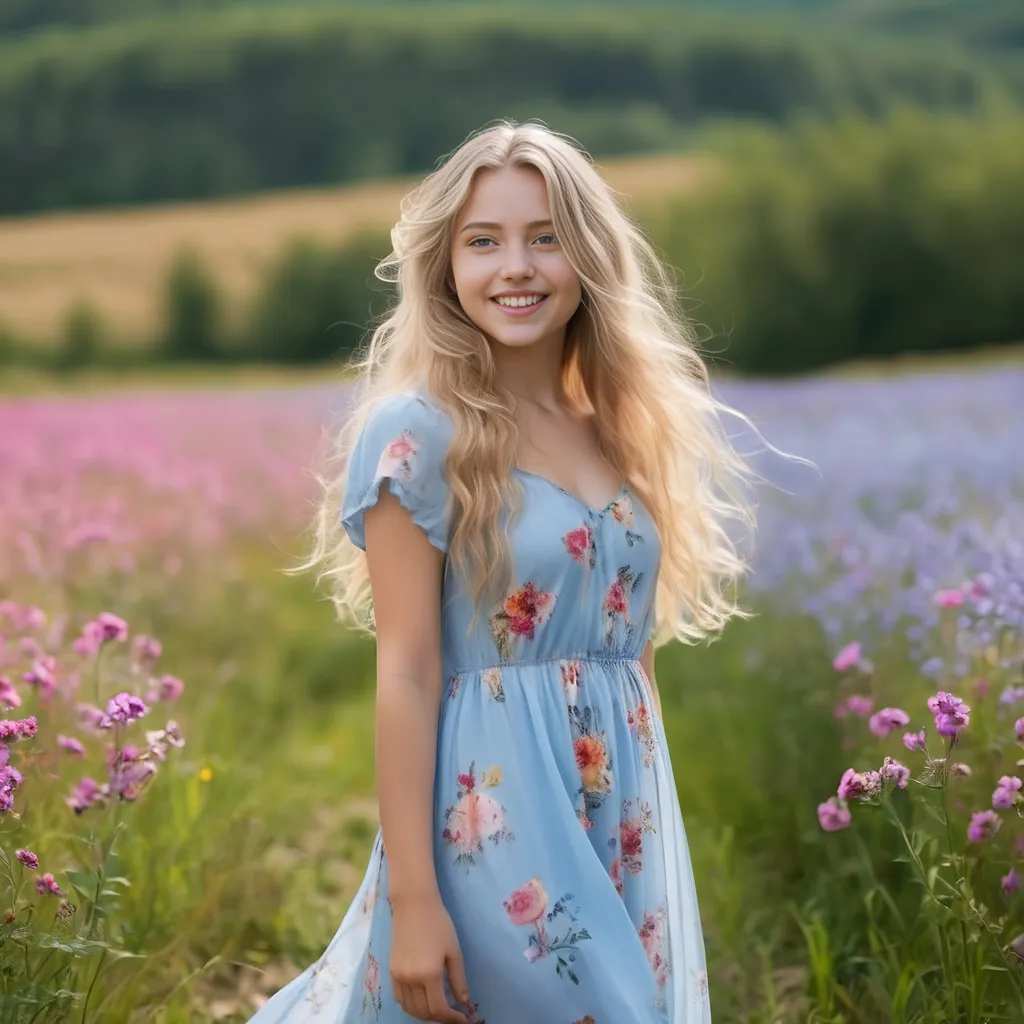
[838,769,881,801]
[35,873,63,897]
[832,642,862,672]
[72,621,104,657]
[1004,867,1020,897]
[57,735,86,758]
[903,729,927,751]
[96,613,128,643]
[130,635,162,667]
[933,588,964,608]
[928,691,970,737]
[880,756,910,789]
[103,692,148,726]
[15,849,38,869]
[967,810,1001,843]
[0,765,23,812]
[817,797,851,832]
[993,776,1023,811]
[0,716,37,741]
[66,777,104,815]
[0,676,21,709]
[870,707,910,739]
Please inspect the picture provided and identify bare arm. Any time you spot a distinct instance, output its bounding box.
[641,639,663,721]
[364,483,446,902]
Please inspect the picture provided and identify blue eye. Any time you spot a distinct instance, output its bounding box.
[468,237,494,248]
[536,233,558,245]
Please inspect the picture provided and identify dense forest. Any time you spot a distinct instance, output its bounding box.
[0,3,1018,216]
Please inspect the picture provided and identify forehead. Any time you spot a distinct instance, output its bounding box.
[455,164,552,229]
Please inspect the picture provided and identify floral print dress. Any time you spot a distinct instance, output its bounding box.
[248,393,711,1024]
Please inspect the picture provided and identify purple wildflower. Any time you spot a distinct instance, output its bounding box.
[0,764,23,812]
[0,716,37,741]
[870,707,910,739]
[880,756,910,789]
[1004,868,1021,897]
[993,776,1023,811]
[15,849,39,869]
[65,777,104,815]
[838,768,881,801]
[817,797,851,832]
[96,613,128,643]
[903,729,927,751]
[57,735,86,757]
[103,692,149,726]
[0,675,21,709]
[967,810,1001,843]
[928,691,970,737]
[35,873,63,897]
[833,642,863,672]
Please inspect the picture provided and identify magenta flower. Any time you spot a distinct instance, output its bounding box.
[157,675,184,702]
[832,642,863,672]
[15,849,39,869]
[817,797,851,832]
[57,735,86,758]
[0,716,38,741]
[0,765,23,812]
[1016,718,1024,744]
[993,776,1023,811]
[880,756,910,789]
[928,691,970,737]
[903,729,927,751]
[869,707,910,739]
[35,873,63,897]
[66,777,104,815]
[847,695,874,718]
[0,675,21,709]
[72,621,104,657]
[131,635,162,667]
[933,588,964,608]
[103,692,149,726]
[1004,867,1020,897]
[96,613,128,643]
[967,810,1001,843]
[76,703,108,731]
[22,659,56,695]
[838,768,881,801]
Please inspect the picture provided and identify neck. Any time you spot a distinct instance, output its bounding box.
[490,330,566,409]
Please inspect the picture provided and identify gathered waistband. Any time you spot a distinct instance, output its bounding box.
[448,653,642,676]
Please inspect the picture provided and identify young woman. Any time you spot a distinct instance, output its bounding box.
[250,120,758,1024]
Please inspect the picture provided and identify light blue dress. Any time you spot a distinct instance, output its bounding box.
[249,392,711,1024]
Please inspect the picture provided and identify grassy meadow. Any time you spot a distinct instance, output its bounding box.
[1,354,1022,1022]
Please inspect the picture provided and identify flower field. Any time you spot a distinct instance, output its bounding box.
[0,363,1021,1021]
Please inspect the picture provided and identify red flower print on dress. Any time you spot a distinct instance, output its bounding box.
[574,1018,596,1024]
[608,856,624,898]
[638,907,671,991]
[627,701,656,770]
[442,762,514,869]
[563,524,596,569]
[489,582,556,662]
[618,798,657,876]
[602,566,643,649]
[375,431,419,484]
[504,880,591,985]
[360,950,382,1017]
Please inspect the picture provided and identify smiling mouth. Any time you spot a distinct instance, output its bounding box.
[491,295,548,312]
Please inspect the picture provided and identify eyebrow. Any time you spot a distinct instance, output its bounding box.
[459,219,554,233]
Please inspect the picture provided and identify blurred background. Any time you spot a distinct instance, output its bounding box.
[0,1,1022,1021]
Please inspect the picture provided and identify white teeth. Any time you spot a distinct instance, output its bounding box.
[495,295,545,308]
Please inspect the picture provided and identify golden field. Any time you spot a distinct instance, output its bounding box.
[0,152,710,349]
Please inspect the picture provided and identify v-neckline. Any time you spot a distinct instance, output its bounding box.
[513,467,627,517]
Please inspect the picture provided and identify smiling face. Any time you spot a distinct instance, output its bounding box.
[449,163,582,353]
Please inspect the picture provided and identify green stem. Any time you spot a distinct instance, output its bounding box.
[81,948,107,1024]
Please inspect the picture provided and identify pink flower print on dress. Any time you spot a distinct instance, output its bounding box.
[375,430,420,484]
[602,566,643,649]
[489,582,556,662]
[618,798,657,876]
[563,525,596,569]
[609,856,624,898]
[442,762,514,869]
[361,951,382,1018]
[638,907,671,991]
[560,659,583,706]
[504,881,591,985]
[568,703,614,827]
[627,701,656,769]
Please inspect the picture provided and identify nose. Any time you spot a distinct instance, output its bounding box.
[500,242,534,281]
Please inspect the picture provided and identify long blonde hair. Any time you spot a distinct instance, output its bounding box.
[297,120,763,647]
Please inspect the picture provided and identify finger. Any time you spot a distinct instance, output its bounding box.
[406,983,433,1021]
[445,949,472,1007]
[425,978,468,1024]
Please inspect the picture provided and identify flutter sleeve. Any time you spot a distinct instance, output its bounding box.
[339,392,453,553]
